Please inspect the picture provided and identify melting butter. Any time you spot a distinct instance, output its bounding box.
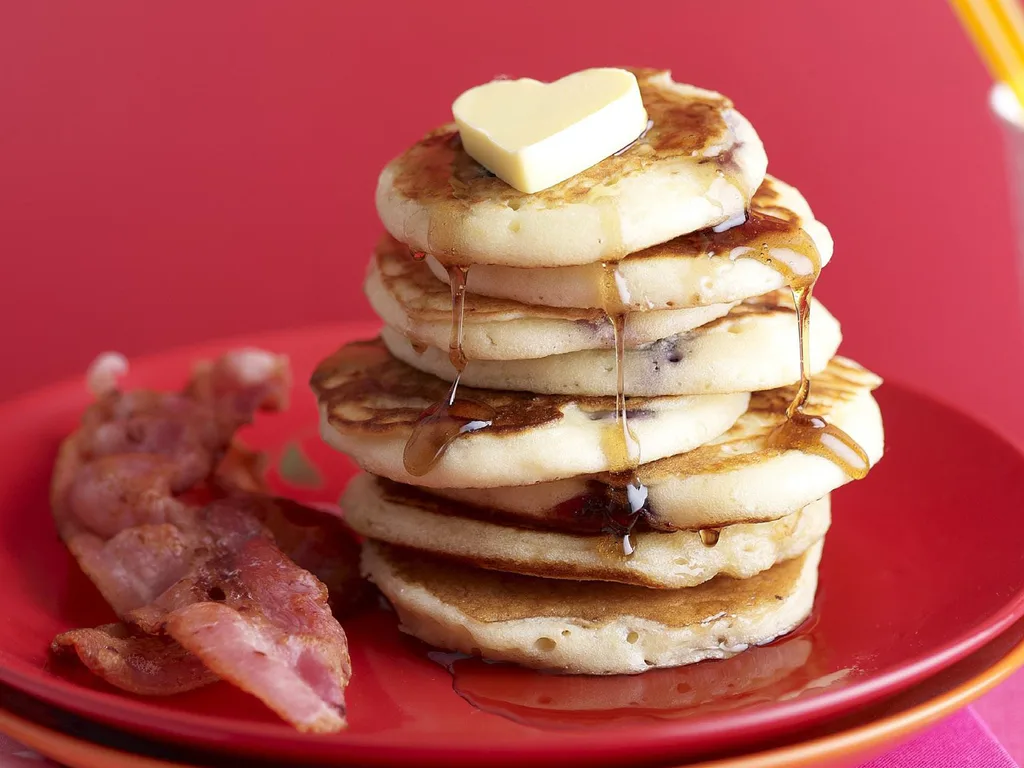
[452,68,649,194]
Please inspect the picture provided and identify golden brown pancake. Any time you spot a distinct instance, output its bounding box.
[382,291,842,396]
[432,357,884,528]
[342,472,830,589]
[366,235,736,360]
[424,175,834,311]
[362,539,822,674]
[310,339,748,488]
[376,69,767,267]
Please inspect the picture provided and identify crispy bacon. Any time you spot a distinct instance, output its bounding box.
[213,440,270,494]
[50,349,361,732]
[53,624,217,696]
[129,530,351,732]
[220,494,365,615]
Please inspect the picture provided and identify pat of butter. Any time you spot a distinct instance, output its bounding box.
[452,68,649,194]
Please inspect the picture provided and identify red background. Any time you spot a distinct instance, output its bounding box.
[2,0,1024,440]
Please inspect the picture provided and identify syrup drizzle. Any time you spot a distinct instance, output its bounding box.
[611,118,655,157]
[597,263,649,556]
[403,263,495,476]
[447,265,470,371]
[728,212,870,479]
[698,528,721,547]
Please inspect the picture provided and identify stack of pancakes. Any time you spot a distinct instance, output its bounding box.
[312,69,885,674]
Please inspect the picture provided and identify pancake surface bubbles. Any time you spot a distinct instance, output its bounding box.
[310,339,749,488]
[362,540,822,675]
[376,69,768,267]
[425,175,834,311]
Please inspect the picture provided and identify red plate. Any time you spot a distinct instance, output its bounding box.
[2,614,1024,768]
[1,323,1023,768]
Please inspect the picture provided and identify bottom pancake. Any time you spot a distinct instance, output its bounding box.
[362,539,822,675]
[344,473,829,589]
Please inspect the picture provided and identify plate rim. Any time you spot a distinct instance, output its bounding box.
[683,623,1024,768]
[1,323,1024,764]
[2,621,1022,768]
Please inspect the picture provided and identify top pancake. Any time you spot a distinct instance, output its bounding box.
[376,69,767,268]
[425,175,834,310]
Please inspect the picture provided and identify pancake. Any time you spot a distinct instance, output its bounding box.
[382,292,841,396]
[367,236,736,360]
[342,473,830,589]
[361,539,822,674]
[376,69,767,268]
[434,357,884,529]
[425,175,834,311]
[310,338,749,488]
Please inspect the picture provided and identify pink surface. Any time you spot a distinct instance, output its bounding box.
[859,709,1017,768]
[977,674,1024,762]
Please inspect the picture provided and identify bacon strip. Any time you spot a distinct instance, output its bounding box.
[50,350,362,732]
[52,624,217,696]
[129,529,351,732]
[223,494,365,615]
[214,440,270,494]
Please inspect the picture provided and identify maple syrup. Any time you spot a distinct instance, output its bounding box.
[698,529,721,547]
[612,118,654,156]
[728,212,870,477]
[403,264,494,476]
[767,411,869,480]
[592,265,650,555]
[447,265,470,371]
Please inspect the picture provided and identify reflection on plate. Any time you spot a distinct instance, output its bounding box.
[425,625,845,729]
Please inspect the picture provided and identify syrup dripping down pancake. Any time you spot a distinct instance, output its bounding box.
[433,357,883,530]
[310,338,748,488]
[424,175,833,311]
[343,473,830,590]
[382,291,842,397]
[367,235,737,360]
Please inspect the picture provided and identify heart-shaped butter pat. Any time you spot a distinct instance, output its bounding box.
[452,68,649,194]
